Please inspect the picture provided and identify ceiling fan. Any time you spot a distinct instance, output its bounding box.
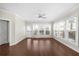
[38,13,46,19]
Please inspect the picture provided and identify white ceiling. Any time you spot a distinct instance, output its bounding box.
[0,3,79,22]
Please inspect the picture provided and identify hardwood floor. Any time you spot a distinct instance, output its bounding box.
[0,43,9,56]
[0,38,79,56]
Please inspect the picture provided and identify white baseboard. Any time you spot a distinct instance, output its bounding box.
[10,37,25,46]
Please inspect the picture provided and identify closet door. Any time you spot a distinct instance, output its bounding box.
[0,20,9,45]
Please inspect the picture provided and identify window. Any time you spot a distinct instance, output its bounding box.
[26,25,32,37]
[58,21,65,38]
[53,16,78,46]
[33,24,51,36]
[66,16,77,43]
[53,21,65,39]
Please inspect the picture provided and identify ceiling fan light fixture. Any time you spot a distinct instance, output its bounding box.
[38,13,46,19]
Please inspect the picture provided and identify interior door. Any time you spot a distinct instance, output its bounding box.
[0,20,9,45]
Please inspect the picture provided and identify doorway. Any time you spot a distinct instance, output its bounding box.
[0,20,9,45]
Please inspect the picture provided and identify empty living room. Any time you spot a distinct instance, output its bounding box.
[0,2,79,56]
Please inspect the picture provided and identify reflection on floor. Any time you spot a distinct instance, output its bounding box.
[0,38,79,56]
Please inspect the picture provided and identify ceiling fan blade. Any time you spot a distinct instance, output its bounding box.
[42,16,46,19]
[38,13,46,19]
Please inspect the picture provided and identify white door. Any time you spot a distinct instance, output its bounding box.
[0,20,9,45]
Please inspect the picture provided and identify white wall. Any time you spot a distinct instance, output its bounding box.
[0,10,15,46]
[14,17,26,45]
[0,10,26,46]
